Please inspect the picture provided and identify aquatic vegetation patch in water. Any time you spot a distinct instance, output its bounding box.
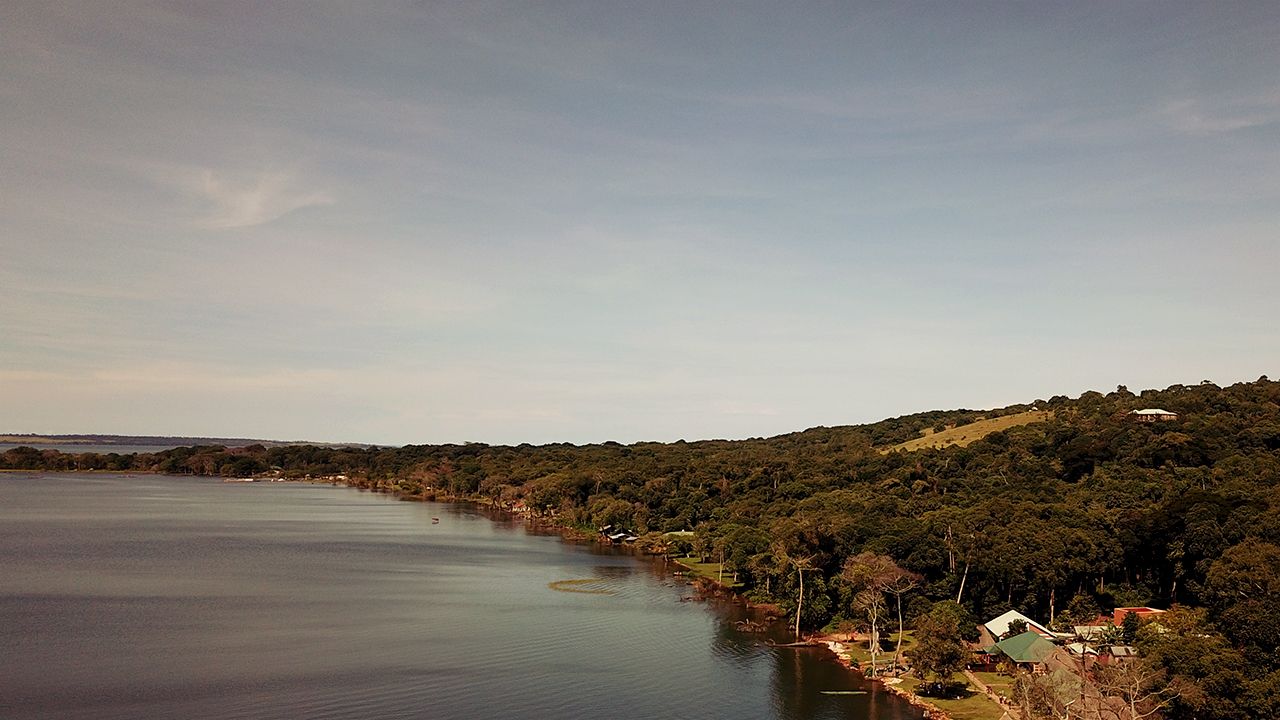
[548,578,614,595]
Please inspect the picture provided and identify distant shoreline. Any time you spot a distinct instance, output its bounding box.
[2,468,940,717]
[0,434,373,449]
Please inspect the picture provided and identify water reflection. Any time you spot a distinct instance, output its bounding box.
[0,474,924,720]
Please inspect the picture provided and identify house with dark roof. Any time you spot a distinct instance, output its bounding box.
[990,631,1059,673]
[1101,645,1138,665]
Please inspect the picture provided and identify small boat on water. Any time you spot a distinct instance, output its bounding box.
[222,478,256,483]
[431,518,440,524]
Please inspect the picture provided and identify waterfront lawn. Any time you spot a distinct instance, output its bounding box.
[840,631,916,666]
[896,678,1008,720]
[971,671,1015,700]
[673,557,743,588]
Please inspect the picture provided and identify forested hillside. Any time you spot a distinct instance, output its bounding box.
[6,377,1280,718]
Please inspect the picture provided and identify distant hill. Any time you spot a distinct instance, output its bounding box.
[0,433,372,449]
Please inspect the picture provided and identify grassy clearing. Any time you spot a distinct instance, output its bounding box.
[832,634,1008,720]
[885,410,1053,453]
[971,671,1015,699]
[896,677,1010,720]
[673,557,743,588]
[838,631,916,666]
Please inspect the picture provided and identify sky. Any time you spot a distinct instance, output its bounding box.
[1,2,1278,446]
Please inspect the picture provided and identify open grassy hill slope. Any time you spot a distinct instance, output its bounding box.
[884,409,1054,452]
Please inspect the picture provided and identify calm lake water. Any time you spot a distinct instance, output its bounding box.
[0,473,922,720]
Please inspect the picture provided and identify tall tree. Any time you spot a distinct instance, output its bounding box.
[1204,538,1280,663]
[773,541,814,641]
[909,603,970,695]
[883,567,921,673]
[843,552,914,674]
[854,586,887,672]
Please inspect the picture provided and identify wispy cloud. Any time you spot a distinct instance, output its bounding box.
[1159,93,1280,135]
[187,169,333,228]
[3,3,1279,444]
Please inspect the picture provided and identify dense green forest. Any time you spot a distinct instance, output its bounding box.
[6,377,1280,718]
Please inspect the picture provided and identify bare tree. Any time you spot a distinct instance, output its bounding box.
[1013,671,1088,720]
[1013,657,1176,720]
[883,568,921,673]
[1093,660,1178,720]
[791,554,813,641]
[855,587,887,673]
[843,553,915,675]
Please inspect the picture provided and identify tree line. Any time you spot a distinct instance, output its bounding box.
[5,377,1279,718]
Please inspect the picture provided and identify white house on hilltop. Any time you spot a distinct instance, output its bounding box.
[1128,409,1178,422]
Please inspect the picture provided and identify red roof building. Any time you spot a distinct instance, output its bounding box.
[1113,607,1166,625]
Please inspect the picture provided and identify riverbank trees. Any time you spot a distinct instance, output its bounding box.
[5,377,1280,716]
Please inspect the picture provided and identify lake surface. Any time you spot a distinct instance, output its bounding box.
[0,473,922,720]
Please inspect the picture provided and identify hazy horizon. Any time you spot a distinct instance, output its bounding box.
[2,373,1269,448]
[3,3,1278,446]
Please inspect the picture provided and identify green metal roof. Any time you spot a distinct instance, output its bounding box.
[993,630,1056,663]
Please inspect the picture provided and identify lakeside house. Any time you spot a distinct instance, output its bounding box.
[1101,645,1138,665]
[977,609,1056,646]
[1073,622,1110,642]
[1064,642,1099,658]
[1071,607,1166,643]
[1063,641,1104,672]
[597,525,638,544]
[1064,607,1166,670]
[1127,409,1178,422]
[989,630,1059,674]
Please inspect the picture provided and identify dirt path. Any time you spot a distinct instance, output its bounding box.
[962,669,1020,720]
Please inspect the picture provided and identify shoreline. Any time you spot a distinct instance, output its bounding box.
[813,635,954,720]
[4,469,957,718]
